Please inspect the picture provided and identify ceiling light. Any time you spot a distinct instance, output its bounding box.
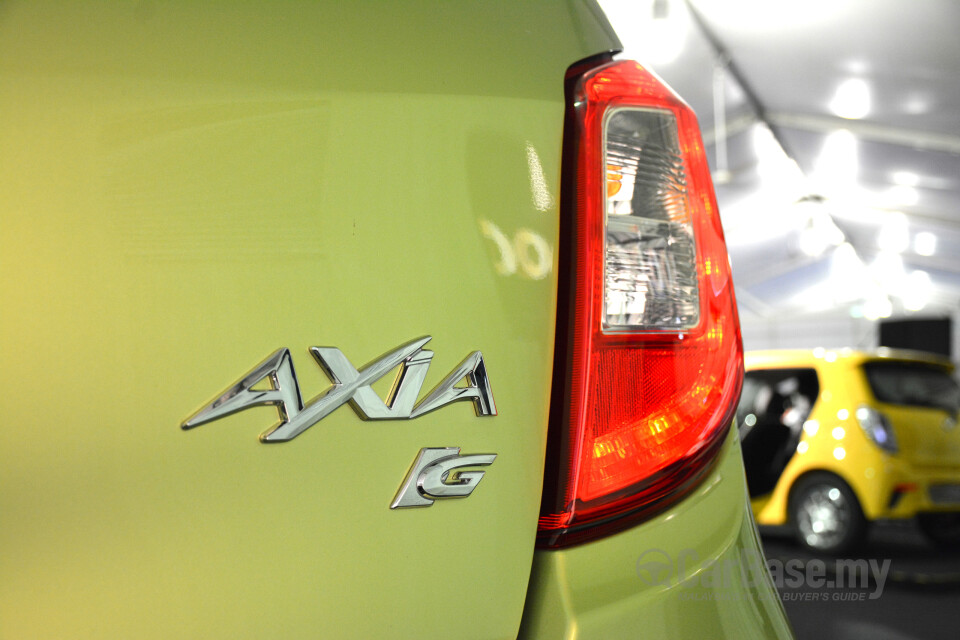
[870,251,906,295]
[829,242,870,303]
[600,0,687,66]
[798,208,845,257]
[798,228,827,258]
[903,95,930,115]
[863,295,892,321]
[886,185,919,206]
[842,59,869,75]
[829,78,871,120]
[812,130,857,195]
[902,271,932,312]
[914,232,936,256]
[892,171,920,187]
[877,212,909,253]
[752,124,805,193]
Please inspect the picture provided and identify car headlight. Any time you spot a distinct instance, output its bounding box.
[856,405,898,453]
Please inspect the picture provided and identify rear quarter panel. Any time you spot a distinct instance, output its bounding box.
[0,2,619,638]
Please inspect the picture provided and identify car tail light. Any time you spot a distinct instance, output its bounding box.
[855,405,898,453]
[538,58,743,548]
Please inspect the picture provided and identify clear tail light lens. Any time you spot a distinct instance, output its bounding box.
[603,108,700,331]
[538,59,743,548]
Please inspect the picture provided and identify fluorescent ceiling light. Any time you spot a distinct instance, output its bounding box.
[902,271,933,312]
[885,185,919,206]
[892,171,920,187]
[829,242,871,303]
[914,232,937,256]
[842,59,869,75]
[798,206,845,258]
[812,130,858,195]
[903,95,930,115]
[870,251,906,296]
[863,295,892,320]
[752,124,805,197]
[877,211,909,253]
[829,78,871,120]
[599,0,687,66]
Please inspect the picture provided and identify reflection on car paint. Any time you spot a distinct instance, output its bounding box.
[525,142,554,212]
[480,219,553,280]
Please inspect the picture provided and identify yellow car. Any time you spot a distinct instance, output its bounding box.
[738,348,960,553]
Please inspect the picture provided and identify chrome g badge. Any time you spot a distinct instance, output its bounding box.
[181,336,496,442]
[391,447,497,508]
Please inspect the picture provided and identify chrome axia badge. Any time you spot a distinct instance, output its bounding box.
[181,336,496,442]
[391,448,497,508]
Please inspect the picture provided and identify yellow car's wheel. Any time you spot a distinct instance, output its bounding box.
[790,472,868,554]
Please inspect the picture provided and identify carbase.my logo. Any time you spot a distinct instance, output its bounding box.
[636,549,674,586]
[635,548,891,600]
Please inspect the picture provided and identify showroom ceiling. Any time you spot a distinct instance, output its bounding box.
[599,0,960,328]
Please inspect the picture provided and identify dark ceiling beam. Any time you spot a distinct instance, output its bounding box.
[698,111,757,146]
[682,0,796,160]
[767,111,960,156]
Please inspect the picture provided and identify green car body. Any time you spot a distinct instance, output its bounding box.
[0,2,792,638]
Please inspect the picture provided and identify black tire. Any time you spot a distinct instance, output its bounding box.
[917,512,960,548]
[789,472,868,554]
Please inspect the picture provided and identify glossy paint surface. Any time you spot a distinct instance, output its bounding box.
[520,431,794,640]
[0,2,619,638]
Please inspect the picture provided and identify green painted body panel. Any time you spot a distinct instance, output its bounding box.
[0,3,618,638]
[519,431,794,640]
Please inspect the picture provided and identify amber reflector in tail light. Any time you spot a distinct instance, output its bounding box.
[538,58,743,548]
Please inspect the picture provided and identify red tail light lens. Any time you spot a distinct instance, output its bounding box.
[538,59,743,548]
